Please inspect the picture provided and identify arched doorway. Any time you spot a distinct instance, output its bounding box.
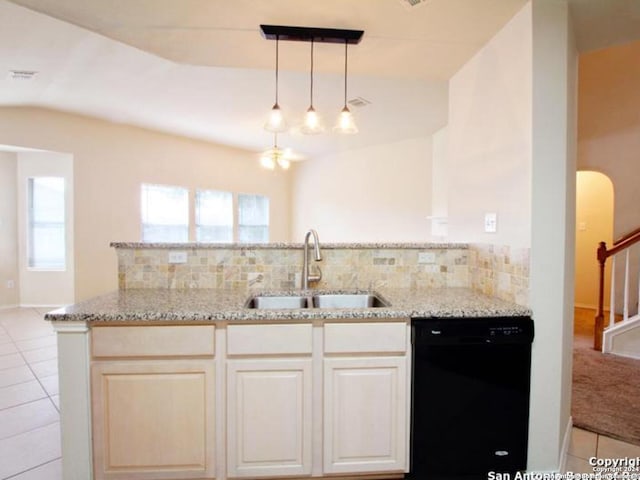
[574,170,614,344]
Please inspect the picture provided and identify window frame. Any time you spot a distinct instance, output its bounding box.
[27,176,67,272]
[194,188,235,243]
[140,183,190,243]
[140,184,271,244]
[237,192,270,244]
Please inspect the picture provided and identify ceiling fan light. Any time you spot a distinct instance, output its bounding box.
[301,106,325,135]
[264,103,288,133]
[334,106,358,134]
[277,156,291,170]
[259,153,276,170]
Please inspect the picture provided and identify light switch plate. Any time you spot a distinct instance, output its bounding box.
[168,251,188,264]
[484,213,497,233]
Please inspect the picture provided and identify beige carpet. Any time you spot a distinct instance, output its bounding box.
[572,308,640,446]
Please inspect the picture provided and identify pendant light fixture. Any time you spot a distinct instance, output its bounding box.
[259,25,364,140]
[301,38,325,135]
[334,39,358,134]
[260,133,290,170]
[264,35,288,133]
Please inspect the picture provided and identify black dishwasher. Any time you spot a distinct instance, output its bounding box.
[408,316,534,480]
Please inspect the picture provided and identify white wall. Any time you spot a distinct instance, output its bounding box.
[292,137,433,242]
[429,127,449,238]
[0,152,19,307]
[446,4,532,247]
[17,151,75,306]
[529,0,576,471]
[445,0,576,471]
[0,107,293,301]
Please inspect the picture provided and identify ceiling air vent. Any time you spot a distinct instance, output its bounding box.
[348,97,371,108]
[7,70,38,81]
[397,0,432,9]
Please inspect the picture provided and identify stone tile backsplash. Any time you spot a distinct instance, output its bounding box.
[468,244,530,306]
[115,245,469,291]
[114,243,530,306]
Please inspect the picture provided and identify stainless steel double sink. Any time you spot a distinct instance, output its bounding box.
[245,293,390,309]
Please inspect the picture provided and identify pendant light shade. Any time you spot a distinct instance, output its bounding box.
[264,36,288,133]
[301,38,325,135]
[264,104,286,133]
[335,106,358,134]
[334,40,358,134]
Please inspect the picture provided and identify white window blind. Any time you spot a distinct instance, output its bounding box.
[28,177,66,270]
[238,194,269,243]
[195,189,234,242]
[141,184,189,242]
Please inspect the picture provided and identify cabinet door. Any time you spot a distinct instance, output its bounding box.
[227,359,312,478]
[324,356,407,474]
[91,360,215,480]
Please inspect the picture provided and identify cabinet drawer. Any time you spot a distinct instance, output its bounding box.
[92,325,215,358]
[227,324,313,356]
[324,322,407,354]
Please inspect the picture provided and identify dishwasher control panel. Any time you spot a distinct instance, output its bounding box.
[412,317,534,346]
[489,325,525,336]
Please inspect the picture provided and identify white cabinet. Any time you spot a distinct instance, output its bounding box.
[323,356,407,474]
[227,359,312,478]
[226,324,313,478]
[323,322,408,475]
[88,320,410,480]
[90,326,216,480]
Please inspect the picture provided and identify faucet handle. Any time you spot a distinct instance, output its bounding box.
[308,265,322,284]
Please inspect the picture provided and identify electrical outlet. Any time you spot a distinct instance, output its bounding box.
[484,213,497,233]
[6,280,15,289]
[418,252,436,264]
[168,251,188,264]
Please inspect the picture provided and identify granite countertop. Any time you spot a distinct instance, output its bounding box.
[110,242,468,250]
[45,288,531,323]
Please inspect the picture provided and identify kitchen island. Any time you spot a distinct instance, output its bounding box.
[47,241,532,480]
[47,286,530,480]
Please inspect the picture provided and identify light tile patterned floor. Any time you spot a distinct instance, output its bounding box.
[0,307,638,479]
[565,427,640,473]
[0,307,61,480]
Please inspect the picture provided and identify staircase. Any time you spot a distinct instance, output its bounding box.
[595,227,640,359]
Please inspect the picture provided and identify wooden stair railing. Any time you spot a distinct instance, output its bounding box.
[595,227,640,350]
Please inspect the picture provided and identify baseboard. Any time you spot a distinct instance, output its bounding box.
[559,415,573,473]
[574,303,596,310]
[574,303,613,312]
[0,304,19,310]
[606,349,640,361]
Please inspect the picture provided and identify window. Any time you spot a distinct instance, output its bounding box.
[141,184,269,243]
[141,184,189,242]
[238,194,269,243]
[195,190,233,242]
[28,177,66,270]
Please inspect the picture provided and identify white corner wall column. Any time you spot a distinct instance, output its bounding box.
[53,322,93,480]
[528,0,577,472]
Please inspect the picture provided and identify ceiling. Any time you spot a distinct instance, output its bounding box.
[1,0,639,160]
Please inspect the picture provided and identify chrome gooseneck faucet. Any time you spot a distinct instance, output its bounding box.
[301,229,322,290]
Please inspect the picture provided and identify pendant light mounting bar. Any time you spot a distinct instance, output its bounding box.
[260,25,364,45]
